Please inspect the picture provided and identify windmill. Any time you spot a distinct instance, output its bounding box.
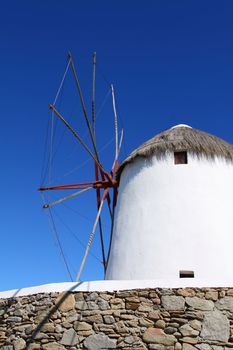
[39,52,123,282]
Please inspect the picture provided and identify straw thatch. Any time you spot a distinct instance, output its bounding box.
[117,125,233,177]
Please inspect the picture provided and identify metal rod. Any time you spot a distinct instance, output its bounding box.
[95,163,106,270]
[43,187,92,208]
[76,189,108,282]
[91,53,106,268]
[111,84,119,162]
[106,187,117,268]
[39,178,118,192]
[68,53,100,163]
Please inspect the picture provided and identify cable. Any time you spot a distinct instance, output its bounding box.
[48,58,71,185]
[52,208,103,264]
[41,194,73,282]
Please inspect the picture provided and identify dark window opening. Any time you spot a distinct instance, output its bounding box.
[174,151,188,165]
[179,270,194,278]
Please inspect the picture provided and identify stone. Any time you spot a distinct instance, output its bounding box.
[205,291,218,301]
[86,292,98,301]
[120,314,135,320]
[126,301,139,310]
[27,344,41,350]
[175,343,182,350]
[60,328,79,346]
[74,321,92,331]
[41,323,55,333]
[34,311,48,324]
[161,296,185,311]
[110,298,124,309]
[13,338,26,350]
[200,310,229,342]
[155,320,166,329]
[75,301,88,310]
[148,311,161,320]
[84,314,103,324]
[179,324,199,336]
[227,289,233,296]
[182,344,196,350]
[138,303,153,312]
[148,346,164,350]
[34,332,49,340]
[170,318,187,325]
[165,326,177,334]
[189,319,202,331]
[125,335,138,344]
[0,331,6,339]
[94,324,115,334]
[195,344,212,350]
[104,315,115,324]
[115,320,128,334]
[169,322,179,328]
[6,316,22,322]
[185,297,214,310]
[67,313,79,323]
[87,301,98,310]
[143,328,176,345]
[0,346,14,350]
[55,324,63,333]
[14,309,24,317]
[126,296,140,303]
[216,296,233,312]
[177,289,195,297]
[42,343,66,350]
[84,334,117,349]
[212,347,224,350]
[139,318,154,327]
[126,319,138,327]
[181,337,198,344]
[62,321,72,328]
[97,298,110,310]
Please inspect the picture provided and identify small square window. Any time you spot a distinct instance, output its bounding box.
[174,151,188,165]
[179,270,194,278]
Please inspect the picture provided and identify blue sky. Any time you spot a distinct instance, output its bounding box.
[1,0,233,291]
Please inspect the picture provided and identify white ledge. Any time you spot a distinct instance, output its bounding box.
[1,279,233,299]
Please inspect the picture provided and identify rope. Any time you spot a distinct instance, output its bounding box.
[41,194,73,282]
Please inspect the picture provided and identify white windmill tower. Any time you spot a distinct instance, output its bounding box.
[106,124,233,285]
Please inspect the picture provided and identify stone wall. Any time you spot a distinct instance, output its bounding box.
[1,287,233,350]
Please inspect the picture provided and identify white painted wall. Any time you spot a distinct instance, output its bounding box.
[3,277,233,299]
[106,153,233,283]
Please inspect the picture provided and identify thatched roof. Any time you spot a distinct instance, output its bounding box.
[117,124,233,177]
